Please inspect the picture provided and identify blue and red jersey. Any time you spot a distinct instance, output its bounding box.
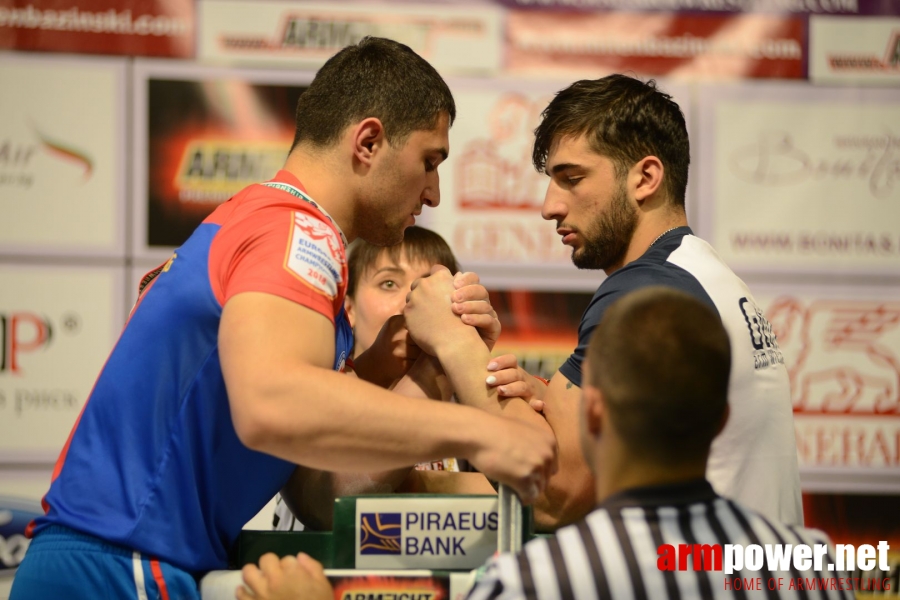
[31,171,354,572]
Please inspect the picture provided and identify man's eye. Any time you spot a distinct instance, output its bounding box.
[380,280,397,290]
[425,159,436,172]
[567,176,583,185]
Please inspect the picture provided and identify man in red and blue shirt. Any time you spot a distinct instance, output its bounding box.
[11,37,556,600]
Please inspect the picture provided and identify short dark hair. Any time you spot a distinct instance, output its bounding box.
[533,74,690,208]
[587,286,730,465]
[291,37,456,151]
[346,226,459,299]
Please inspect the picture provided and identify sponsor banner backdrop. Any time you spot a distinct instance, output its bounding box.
[754,283,900,493]
[133,60,314,260]
[494,0,891,15]
[0,54,126,257]
[198,0,502,75]
[0,0,194,58]
[0,265,125,463]
[697,83,900,276]
[425,78,689,291]
[809,16,900,85]
[505,11,804,79]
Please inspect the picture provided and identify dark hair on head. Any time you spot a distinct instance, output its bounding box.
[291,37,456,151]
[533,74,690,208]
[346,226,459,298]
[587,286,730,465]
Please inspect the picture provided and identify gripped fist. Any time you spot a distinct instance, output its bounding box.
[469,416,558,505]
[451,272,501,351]
[403,266,471,357]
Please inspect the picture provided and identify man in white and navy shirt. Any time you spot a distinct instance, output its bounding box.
[483,74,801,530]
[468,287,851,600]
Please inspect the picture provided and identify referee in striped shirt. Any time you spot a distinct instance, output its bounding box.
[468,286,853,600]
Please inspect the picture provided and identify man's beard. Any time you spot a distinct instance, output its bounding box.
[572,185,638,271]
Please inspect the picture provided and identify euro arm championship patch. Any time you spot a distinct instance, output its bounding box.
[284,211,343,298]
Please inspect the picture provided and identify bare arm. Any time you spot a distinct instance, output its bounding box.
[437,343,594,515]
[405,269,554,434]
[532,371,596,531]
[405,269,596,528]
[277,354,452,529]
[222,292,478,471]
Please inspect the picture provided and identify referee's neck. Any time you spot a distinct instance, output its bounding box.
[595,457,707,505]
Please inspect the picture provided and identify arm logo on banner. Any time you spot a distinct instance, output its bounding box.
[280,17,369,51]
[175,139,288,204]
[826,29,900,73]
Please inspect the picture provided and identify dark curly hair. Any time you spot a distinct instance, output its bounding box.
[533,74,689,208]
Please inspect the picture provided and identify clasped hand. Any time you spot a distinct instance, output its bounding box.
[403,266,497,357]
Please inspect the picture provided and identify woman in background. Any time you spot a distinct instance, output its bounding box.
[273,227,535,531]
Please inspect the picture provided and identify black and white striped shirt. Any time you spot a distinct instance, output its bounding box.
[468,479,854,600]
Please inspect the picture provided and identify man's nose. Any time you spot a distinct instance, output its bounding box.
[422,170,441,208]
[541,183,565,221]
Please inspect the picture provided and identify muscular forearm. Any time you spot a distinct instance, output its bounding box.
[222,292,555,500]
[278,358,457,529]
[436,328,553,434]
[531,373,596,531]
[230,364,512,473]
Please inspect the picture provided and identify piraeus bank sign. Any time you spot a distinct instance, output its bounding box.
[355,497,498,570]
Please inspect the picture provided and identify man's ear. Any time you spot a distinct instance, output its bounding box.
[582,384,605,438]
[352,118,386,167]
[630,155,664,204]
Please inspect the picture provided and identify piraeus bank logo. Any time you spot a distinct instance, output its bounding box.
[355,499,499,569]
[360,511,496,557]
[360,513,402,555]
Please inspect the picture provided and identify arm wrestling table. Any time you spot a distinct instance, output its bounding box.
[201,486,528,600]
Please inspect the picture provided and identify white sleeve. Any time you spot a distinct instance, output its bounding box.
[466,555,525,600]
